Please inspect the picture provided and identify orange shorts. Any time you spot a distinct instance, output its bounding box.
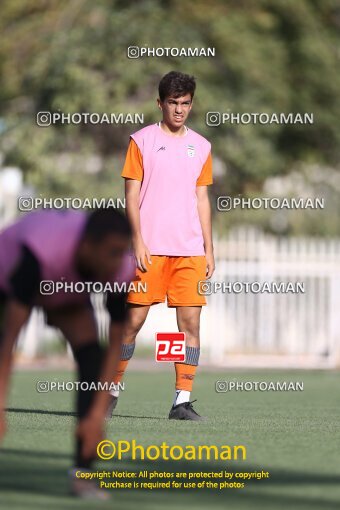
[127,256,207,307]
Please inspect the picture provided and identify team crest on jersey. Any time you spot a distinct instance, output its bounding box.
[187,144,195,157]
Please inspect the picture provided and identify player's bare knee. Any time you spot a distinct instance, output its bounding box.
[181,324,200,346]
[123,316,146,341]
[123,306,149,341]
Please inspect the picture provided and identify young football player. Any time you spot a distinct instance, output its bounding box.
[109,71,214,420]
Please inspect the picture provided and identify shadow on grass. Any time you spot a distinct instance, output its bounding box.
[6,407,76,417]
[6,408,167,420]
[0,448,339,510]
[114,414,167,420]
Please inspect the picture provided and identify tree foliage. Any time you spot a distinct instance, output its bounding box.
[0,0,339,234]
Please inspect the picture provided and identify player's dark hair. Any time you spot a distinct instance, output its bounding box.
[158,71,196,102]
[84,208,131,242]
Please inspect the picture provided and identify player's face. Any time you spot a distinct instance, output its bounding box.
[82,234,130,280]
[158,94,193,129]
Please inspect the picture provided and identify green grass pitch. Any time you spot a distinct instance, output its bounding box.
[1,368,339,510]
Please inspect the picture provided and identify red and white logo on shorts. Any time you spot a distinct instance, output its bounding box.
[155,332,186,362]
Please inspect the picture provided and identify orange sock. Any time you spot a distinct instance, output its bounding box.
[113,359,129,385]
[113,343,135,385]
[175,363,197,392]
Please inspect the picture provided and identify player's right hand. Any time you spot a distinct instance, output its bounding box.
[77,413,104,461]
[133,238,152,272]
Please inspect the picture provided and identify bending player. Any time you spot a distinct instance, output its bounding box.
[0,208,134,498]
[109,71,214,420]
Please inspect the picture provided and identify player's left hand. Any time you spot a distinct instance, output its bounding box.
[205,251,215,279]
[76,413,105,461]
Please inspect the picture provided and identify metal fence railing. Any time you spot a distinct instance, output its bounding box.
[14,228,340,368]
